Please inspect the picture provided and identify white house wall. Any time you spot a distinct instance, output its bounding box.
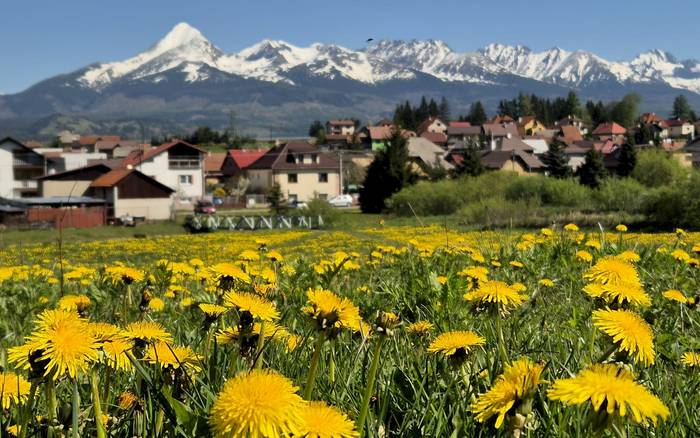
[0,141,15,198]
[136,151,204,200]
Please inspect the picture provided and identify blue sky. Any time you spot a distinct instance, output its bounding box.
[2,0,699,93]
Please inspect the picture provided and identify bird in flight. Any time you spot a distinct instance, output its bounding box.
[366,38,374,43]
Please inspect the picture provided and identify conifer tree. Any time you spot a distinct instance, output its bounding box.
[542,139,572,178]
[359,129,412,213]
[578,149,606,188]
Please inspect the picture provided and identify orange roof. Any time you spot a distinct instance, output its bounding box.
[560,125,583,142]
[449,121,471,128]
[204,153,227,172]
[327,119,354,126]
[90,169,133,187]
[592,122,626,136]
[79,135,121,145]
[121,140,204,166]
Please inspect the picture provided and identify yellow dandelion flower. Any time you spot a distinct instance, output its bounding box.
[117,391,139,410]
[671,249,690,262]
[124,321,173,344]
[224,291,280,321]
[593,309,655,366]
[105,265,144,284]
[211,263,251,284]
[540,228,554,236]
[427,331,485,358]
[464,280,527,310]
[407,320,434,335]
[564,223,579,232]
[538,279,555,287]
[616,251,640,263]
[576,250,593,262]
[615,224,628,232]
[266,250,284,262]
[509,261,524,269]
[302,288,362,332]
[591,282,651,307]
[89,322,124,341]
[100,337,134,371]
[299,401,359,438]
[681,352,700,367]
[180,297,194,308]
[209,369,305,437]
[548,364,669,425]
[199,303,228,318]
[471,357,544,429]
[148,297,165,312]
[0,372,31,408]
[57,294,91,313]
[436,275,448,285]
[239,250,260,262]
[584,257,640,286]
[662,289,690,304]
[585,240,601,250]
[145,341,201,374]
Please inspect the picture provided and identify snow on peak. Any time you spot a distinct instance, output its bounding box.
[157,22,210,51]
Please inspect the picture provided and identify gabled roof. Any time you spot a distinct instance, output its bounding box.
[121,140,205,166]
[416,117,445,135]
[556,115,584,126]
[522,138,550,155]
[228,149,269,169]
[559,125,583,142]
[483,123,519,138]
[447,125,482,136]
[499,137,534,153]
[592,122,626,136]
[79,135,120,146]
[639,112,664,124]
[94,140,141,151]
[407,137,454,170]
[449,121,471,128]
[0,136,46,157]
[488,115,515,124]
[420,132,448,145]
[37,163,113,180]
[204,153,228,173]
[368,126,393,140]
[480,150,543,170]
[90,168,174,193]
[594,140,618,155]
[665,119,692,127]
[246,142,339,171]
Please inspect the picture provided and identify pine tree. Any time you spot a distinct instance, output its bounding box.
[672,95,693,120]
[517,93,533,117]
[467,101,487,125]
[578,149,606,188]
[359,129,412,213]
[267,183,287,215]
[616,143,637,177]
[454,140,484,177]
[565,91,582,118]
[438,97,450,121]
[428,98,439,118]
[416,97,429,124]
[542,139,572,178]
[634,124,655,146]
[308,120,324,137]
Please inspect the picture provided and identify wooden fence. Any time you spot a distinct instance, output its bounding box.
[27,206,107,229]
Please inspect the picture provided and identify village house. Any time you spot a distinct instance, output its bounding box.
[558,125,583,144]
[592,122,627,143]
[203,152,228,186]
[482,123,520,150]
[0,137,47,199]
[94,140,143,159]
[364,125,415,151]
[406,137,454,175]
[120,140,206,200]
[246,141,340,203]
[480,150,543,175]
[446,122,482,144]
[220,149,269,180]
[416,117,447,135]
[73,135,121,152]
[517,116,547,135]
[555,115,588,135]
[325,120,356,136]
[37,164,175,221]
[666,119,695,138]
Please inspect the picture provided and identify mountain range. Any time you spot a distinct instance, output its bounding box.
[2,22,699,138]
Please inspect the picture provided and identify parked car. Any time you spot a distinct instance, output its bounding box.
[195,200,216,214]
[328,194,353,208]
[288,199,308,209]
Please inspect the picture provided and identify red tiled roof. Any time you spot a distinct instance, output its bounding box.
[594,140,618,155]
[420,132,448,145]
[229,149,269,169]
[489,115,515,124]
[592,122,626,136]
[90,169,134,187]
[204,153,227,172]
[449,121,471,128]
[416,117,444,135]
[559,125,583,142]
[79,135,120,146]
[639,113,663,124]
[665,119,691,127]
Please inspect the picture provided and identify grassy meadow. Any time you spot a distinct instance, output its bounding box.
[0,222,699,437]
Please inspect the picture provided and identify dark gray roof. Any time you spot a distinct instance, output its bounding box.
[19,197,107,206]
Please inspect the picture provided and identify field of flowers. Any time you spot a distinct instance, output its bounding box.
[0,224,699,437]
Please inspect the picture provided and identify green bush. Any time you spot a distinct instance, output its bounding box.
[631,149,688,188]
[457,196,540,227]
[504,176,590,207]
[387,179,462,216]
[299,198,342,225]
[593,178,647,212]
[643,172,700,228]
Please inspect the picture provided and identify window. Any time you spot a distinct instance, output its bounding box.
[288,173,298,183]
[179,174,193,185]
[311,154,318,163]
[318,193,328,200]
[288,194,298,202]
[318,173,328,183]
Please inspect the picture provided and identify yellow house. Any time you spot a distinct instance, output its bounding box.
[518,116,547,135]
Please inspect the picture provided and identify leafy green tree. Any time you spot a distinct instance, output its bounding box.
[541,139,572,178]
[616,143,637,177]
[578,149,606,188]
[308,120,324,137]
[610,93,642,128]
[267,183,288,215]
[359,129,412,213]
[632,148,687,188]
[672,95,694,120]
[634,124,656,146]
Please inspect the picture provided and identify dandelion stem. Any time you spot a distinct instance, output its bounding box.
[71,378,80,438]
[254,321,266,369]
[495,314,509,365]
[18,381,38,438]
[303,330,326,399]
[358,335,385,437]
[90,369,106,438]
[45,382,58,438]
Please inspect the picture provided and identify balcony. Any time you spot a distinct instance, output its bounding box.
[13,180,38,190]
[13,154,44,168]
[168,156,201,170]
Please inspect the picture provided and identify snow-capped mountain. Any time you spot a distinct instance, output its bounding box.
[65,22,700,93]
[2,22,700,137]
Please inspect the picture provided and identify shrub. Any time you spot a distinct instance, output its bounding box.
[301,198,342,225]
[388,180,462,216]
[593,178,647,213]
[631,148,687,188]
[504,176,590,208]
[643,172,700,228]
[457,197,540,227]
